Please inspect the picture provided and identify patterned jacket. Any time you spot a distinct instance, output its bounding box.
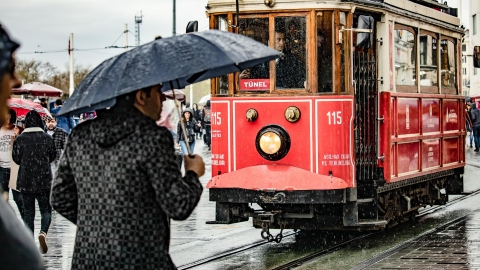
[49,127,68,164]
[51,104,203,270]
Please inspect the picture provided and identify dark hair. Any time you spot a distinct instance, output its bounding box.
[275,27,286,35]
[39,98,46,102]
[117,85,156,106]
[288,20,299,29]
[8,108,16,124]
[55,99,63,106]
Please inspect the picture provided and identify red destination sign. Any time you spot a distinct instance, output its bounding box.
[239,79,270,91]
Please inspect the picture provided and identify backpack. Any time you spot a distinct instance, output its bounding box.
[203,108,211,123]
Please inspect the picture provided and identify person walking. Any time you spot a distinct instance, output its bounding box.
[202,100,212,150]
[51,84,205,269]
[0,109,16,200]
[177,107,201,156]
[471,103,480,152]
[12,110,56,254]
[45,116,68,173]
[9,122,24,219]
[192,103,202,139]
[50,99,76,134]
[0,23,46,270]
[466,103,474,149]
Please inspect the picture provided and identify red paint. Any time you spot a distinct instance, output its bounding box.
[397,142,419,175]
[206,165,349,190]
[443,99,459,132]
[422,139,440,169]
[239,79,270,91]
[397,98,419,135]
[208,96,355,189]
[422,99,440,133]
[443,137,459,164]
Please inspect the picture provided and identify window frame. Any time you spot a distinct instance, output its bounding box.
[394,24,418,93]
[419,30,439,94]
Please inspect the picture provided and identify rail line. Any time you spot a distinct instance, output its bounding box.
[178,188,480,270]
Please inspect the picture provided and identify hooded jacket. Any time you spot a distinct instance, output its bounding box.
[12,111,55,193]
[51,100,203,270]
[177,108,199,142]
[471,103,480,128]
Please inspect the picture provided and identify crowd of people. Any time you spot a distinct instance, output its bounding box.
[0,23,207,270]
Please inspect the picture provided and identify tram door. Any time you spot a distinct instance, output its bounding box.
[352,15,380,218]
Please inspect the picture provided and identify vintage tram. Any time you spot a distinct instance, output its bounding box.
[204,0,466,240]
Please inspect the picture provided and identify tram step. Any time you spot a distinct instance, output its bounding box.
[356,219,388,227]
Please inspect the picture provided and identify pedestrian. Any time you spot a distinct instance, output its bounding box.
[192,103,202,139]
[12,110,56,254]
[51,84,205,269]
[0,23,45,270]
[45,116,68,173]
[202,100,212,150]
[0,109,16,200]
[177,107,201,156]
[39,98,48,109]
[471,103,480,152]
[466,102,474,149]
[9,122,24,218]
[50,99,76,134]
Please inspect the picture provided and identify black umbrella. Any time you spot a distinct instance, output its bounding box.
[58,30,280,116]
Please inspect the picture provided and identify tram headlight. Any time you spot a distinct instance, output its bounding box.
[255,125,290,161]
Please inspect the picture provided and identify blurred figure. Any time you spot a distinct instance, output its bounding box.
[471,103,480,152]
[192,103,201,139]
[0,23,45,270]
[0,109,16,200]
[202,100,212,150]
[9,122,24,218]
[13,110,56,254]
[46,116,68,173]
[50,99,76,134]
[466,102,474,148]
[39,98,48,109]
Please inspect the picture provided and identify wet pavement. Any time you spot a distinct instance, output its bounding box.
[6,141,480,269]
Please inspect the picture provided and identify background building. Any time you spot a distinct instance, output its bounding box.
[469,0,480,97]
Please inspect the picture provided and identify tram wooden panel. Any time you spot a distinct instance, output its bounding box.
[379,92,465,183]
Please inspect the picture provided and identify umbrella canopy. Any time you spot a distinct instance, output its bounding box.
[57,30,280,116]
[198,94,210,104]
[12,82,63,97]
[164,89,185,102]
[8,98,52,121]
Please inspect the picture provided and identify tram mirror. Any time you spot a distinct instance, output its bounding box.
[474,46,480,68]
[356,15,374,49]
[186,21,198,33]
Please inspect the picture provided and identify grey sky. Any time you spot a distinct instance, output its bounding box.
[1,0,209,71]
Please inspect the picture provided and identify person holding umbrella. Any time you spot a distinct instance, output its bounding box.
[177,107,201,158]
[49,30,280,269]
[0,24,45,270]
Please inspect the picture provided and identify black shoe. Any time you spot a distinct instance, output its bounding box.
[475,148,479,152]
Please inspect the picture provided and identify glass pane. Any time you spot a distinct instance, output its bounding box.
[395,29,416,87]
[441,40,456,90]
[419,34,438,88]
[274,17,307,89]
[218,15,229,94]
[317,12,333,93]
[238,18,270,92]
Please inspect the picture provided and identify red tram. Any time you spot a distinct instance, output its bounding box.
[204,0,466,240]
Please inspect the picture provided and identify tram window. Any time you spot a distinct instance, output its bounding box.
[274,17,307,89]
[419,33,438,93]
[441,39,456,94]
[317,11,333,93]
[395,28,416,91]
[218,15,229,95]
[238,18,270,92]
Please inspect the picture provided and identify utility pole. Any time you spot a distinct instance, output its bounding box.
[135,11,143,46]
[124,24,128,50]
[69,33,74,96]
[173,0,176,36]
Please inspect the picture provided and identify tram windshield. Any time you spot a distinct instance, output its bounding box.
[237,14,333,92]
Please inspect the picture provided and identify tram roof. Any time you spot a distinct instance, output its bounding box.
[206,0,461,30]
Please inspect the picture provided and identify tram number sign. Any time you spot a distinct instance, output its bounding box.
[212,112,221,125]
[326,111,342,125]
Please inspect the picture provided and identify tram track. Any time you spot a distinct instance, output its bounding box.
[178,188,480,270]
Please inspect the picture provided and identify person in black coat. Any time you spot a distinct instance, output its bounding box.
[192,103,202,139]
[12,110,56,254]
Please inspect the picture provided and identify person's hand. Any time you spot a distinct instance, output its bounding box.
[239,69,251,79]
[184,154,205,177]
